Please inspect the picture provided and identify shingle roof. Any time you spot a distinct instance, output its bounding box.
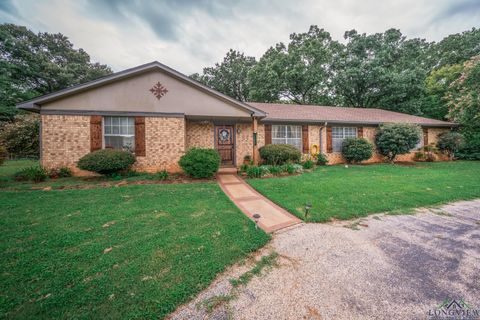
[248,102,456,127]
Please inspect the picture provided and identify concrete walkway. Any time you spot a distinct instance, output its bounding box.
[217,174,302,233]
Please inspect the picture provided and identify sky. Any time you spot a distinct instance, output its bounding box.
[0,0,479,75]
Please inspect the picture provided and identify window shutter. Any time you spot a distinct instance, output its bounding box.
[135,117,146,156]
[357,127,363,138]
[326,126,333,153]
[90,115,102,152]
[302,125,309,153]
[423,128,428,146]
[264,124,272,145]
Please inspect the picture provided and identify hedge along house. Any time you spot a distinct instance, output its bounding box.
[17,61,456,174]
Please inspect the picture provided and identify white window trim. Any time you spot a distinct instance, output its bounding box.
[102,116,135,150]
[331,127,358,152]
[271,124,303,150]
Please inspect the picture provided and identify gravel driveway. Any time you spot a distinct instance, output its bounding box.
[170,199,480,320]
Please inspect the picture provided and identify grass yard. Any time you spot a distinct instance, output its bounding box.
[0,162,269,319]
[248,161,480,222]
[0,160,198,191]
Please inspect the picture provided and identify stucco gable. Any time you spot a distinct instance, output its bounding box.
[17,61,265,119]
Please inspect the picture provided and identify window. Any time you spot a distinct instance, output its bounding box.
[332,127,357,152]
[103,116,135,152]
[272,125,302,150]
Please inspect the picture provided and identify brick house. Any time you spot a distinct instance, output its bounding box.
[17,61,456,174]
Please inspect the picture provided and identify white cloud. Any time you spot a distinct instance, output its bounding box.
[0,0,478,74]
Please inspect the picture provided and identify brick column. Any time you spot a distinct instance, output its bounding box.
[252,117,259,165]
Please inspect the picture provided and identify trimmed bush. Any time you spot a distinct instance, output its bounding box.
[302,159,315,169]
[316,153,328,165]
[178,148,220,179]
[375,123,422,162]
[341,138,373,163]
[14,166,48,182]
[77,149,136,174]
[436,132,464,160]
[259,144,301,165]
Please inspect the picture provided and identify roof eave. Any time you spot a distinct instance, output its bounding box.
[262,118,458,127]
[17,102,40,112]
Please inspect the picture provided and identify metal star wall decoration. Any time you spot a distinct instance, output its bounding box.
[149,82,168,99]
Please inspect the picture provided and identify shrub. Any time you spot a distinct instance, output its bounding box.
[375,123,422,162]
[436,132,464,160]
[413,152,426,162]
[58,167,72,178]
[316,153,328,165]
[0,114,40,158]
[290,163,304,173]
[259,144,301,165]
[239,164,249,173]
[413,150,435,162]
[14,166,48,182]
[267,165,282,175]
[341,138,373,163]
[0,145,7,166]
[48,167,72,179]
[154,170,169,181]
[246,165,268,178]
[282,163,295,174]
[178,148,220,179]
[302,159,315,169]
[457,133,480,160]
[77,149,136,174]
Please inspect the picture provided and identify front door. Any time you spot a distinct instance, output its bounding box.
[215,125,234,165]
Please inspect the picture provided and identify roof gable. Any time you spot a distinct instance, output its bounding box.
[17,61,266,118]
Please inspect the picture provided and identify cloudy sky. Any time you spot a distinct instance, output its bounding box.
[1,0,479,74]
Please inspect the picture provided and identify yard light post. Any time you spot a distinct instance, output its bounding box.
[253,213,261,230]
[305,203,312,220]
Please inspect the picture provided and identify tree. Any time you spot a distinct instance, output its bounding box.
[190,49,256,101]
[0,24,112,122]
[422,64,463,120]
[0,114,39,158]
[375,123,422,162]
[331,29,431,115]
[444,56,480,159]
[429,28,480,68]
[248,26,340,104]
[446,56,480,135]
[436,132,464,160]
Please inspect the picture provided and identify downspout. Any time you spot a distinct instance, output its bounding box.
[251,113,259,165]
[320,121,327,154]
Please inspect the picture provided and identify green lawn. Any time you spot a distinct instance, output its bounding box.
[248,161,480,222]
[0,162,269,319]
[0,160,201,191]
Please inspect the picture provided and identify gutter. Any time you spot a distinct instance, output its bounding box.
[260,118,458,128]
